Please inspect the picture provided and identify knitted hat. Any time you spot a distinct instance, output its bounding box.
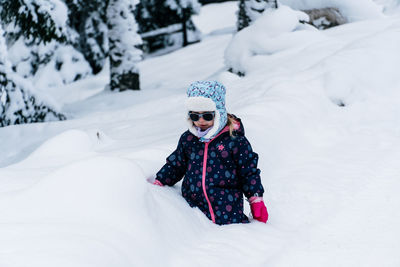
[185,81,227,142]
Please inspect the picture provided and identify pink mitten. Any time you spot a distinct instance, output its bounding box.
[249,196,268,223]
[146,177,164,186]
[153,179,164,186]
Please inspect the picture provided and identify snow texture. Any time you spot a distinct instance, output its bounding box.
[1,1,400,266]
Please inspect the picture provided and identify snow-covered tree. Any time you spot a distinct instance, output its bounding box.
[2,0,143,93]
[237,0,251,31]
[66,0,144,87]
[0,0,68,44]
[79,11,108,74]
[135,0,201,53]
[0,26,65,127]
[107,0,142,91]
[65,0,109,74]
[0,0,91,88]
[237,0,278,31]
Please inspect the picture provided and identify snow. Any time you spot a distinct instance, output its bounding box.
[378,0,400,14]
[33,45,92,88]
[20,0,69,38]
[281,0,385,22]
[36,0,69,31]
[7,39,93,89]
[192,2,237,36]
[1,1,400,266]
[224,5,312,74]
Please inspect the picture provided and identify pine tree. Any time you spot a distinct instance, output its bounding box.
[66,0,143,88]
[0,26,65,127]
[107,0,142,91]
[0,0,68,44]
[1,0,91,86]
[64,0,109,74]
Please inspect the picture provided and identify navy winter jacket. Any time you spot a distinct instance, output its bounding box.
[156,116,264,225]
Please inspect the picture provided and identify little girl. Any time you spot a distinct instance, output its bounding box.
[153,81,268,225]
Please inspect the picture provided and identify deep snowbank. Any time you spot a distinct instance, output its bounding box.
[0,130,185,266]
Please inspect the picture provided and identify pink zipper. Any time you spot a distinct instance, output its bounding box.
[201,126,230,224]
[202,142,215,223]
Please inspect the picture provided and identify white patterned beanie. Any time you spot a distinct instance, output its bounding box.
[185,81,227,142]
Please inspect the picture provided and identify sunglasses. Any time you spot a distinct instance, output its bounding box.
[188,111,215,122]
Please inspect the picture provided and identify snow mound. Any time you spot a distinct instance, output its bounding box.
[0,156,167,266]
[28,129,94,159]
[1,156,146,223]
[224,5,317,74]
[0,154,227,266]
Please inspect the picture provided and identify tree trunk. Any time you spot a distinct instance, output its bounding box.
[182,8,189,47]
[109,60,140,91]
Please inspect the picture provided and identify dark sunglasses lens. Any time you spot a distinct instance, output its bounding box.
[189,113,200,121]
[202,113,214,121]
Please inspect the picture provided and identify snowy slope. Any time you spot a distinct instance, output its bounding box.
[1,1,400,266]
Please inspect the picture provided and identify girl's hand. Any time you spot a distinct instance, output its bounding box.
[153,179,164,186]
[249,196,268,223]
[146,177,164,186]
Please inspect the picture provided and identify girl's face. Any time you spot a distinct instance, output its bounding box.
[190,111,215,131]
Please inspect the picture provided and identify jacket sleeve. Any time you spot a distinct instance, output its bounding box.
[233,136,264,199]
[155,134,188,186]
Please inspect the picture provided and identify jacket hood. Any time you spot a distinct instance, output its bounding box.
[230,115,245,137]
